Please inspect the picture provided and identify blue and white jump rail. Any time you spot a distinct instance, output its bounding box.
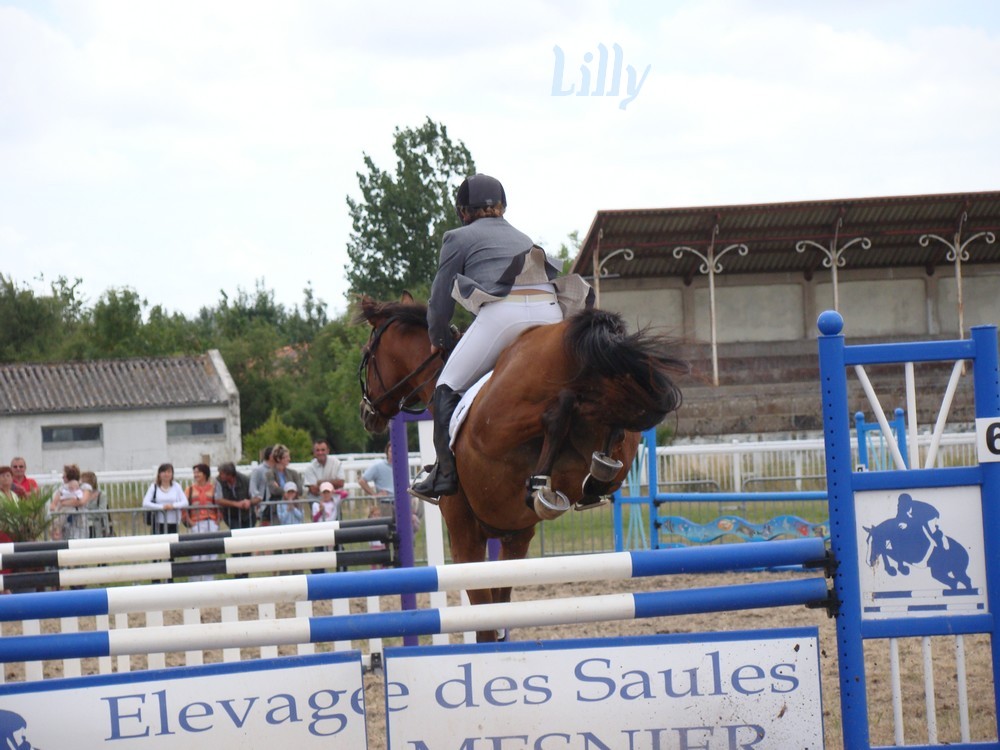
[0,537,830,662]
[818,310,1000,749]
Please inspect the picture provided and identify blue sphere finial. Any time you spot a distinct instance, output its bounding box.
[817,309,843,336]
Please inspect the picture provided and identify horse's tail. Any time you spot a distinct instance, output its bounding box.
[563,308,687,432]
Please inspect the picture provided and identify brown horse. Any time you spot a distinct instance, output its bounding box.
[357,293,685,641]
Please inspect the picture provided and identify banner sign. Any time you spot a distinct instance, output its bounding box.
[854,485,987,619]
[0,652,366,748]
[384,629,823,749]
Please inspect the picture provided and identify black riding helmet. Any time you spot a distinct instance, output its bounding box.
[455,174,506,220]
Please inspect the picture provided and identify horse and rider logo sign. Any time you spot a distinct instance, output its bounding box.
[855,485,987,619]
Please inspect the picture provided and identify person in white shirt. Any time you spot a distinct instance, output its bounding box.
[303,439,345,507]
[142,462,189,535]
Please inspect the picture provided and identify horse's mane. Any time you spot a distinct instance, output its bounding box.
[563,308,687,430]
[353,298,429,329]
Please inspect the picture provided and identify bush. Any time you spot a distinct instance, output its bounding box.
[0,490,53,543]
[242,409,313,463]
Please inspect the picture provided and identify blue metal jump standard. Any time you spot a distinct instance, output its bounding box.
[818,309,1000,749]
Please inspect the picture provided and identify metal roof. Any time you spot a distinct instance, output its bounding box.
[570,191,1000,282]
[0,351,231,415]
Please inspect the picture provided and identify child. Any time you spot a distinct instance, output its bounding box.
[49,464,83,540]
[277,481,304,525]
[311,482,345,523]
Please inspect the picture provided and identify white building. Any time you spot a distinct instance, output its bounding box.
[0,350,241,473]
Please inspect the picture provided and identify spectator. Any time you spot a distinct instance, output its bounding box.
[9,457,38,498]
[182,463,219,582]
[264,445,303,524]
[79,471,113,538]
[250,445,275,526]
[0,466,14,573]
[309,481,344,574]
[311,481,343,523]
[0,466,16,501]
[215,462,254,530]
[142,463,188,536]
[359,444,395,516]
[49,464,84,540]
[277,481,304,526]
[214,461,252,578]
[303,439,345,509]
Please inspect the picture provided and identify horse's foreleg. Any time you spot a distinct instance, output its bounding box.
[439,495,497,641]
[880,552,898,576]
[488,528,536,642]
[579,427,627,507]
[530,389,576,484]
[527,390,577,518]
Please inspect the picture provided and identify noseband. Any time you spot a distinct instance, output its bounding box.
[359,316,443,418]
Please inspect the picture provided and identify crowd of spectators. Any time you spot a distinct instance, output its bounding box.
[0,441,410,546]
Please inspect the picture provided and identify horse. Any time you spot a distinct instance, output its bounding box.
[357,293,686,641]
[865,519,972,590]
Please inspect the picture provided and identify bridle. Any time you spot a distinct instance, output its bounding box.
[359,315,444,419]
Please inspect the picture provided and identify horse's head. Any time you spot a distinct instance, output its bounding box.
[355,292,440,434]
[863,525,878,567]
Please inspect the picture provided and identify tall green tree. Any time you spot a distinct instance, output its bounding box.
[0,274,83,362]
[345,117,476,301]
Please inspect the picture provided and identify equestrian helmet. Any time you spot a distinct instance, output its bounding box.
[456,174,506,211]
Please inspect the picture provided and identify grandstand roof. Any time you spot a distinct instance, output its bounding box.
[570,190,1000,283]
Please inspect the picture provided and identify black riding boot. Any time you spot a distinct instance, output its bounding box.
[408,385,462,503]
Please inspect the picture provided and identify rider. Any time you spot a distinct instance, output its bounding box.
[408,174,590,503]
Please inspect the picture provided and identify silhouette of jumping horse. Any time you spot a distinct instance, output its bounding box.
[357,293,685,641]
[865,493,972,590]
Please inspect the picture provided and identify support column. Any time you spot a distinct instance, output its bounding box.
[672,224,748,386]
[919,211,996,338]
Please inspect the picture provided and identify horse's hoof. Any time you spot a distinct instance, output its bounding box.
[575,494,610,511]
[581,473,615,498]
[533,487,570,520]
[589,452,623,483]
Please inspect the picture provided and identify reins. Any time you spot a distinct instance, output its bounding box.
[359,316,443,416]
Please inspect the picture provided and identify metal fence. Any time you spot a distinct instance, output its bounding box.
[28,455,423,540]
[533,431,978,556]
[22,432,979,555]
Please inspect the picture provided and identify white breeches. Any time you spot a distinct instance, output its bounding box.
[438,294,562,392]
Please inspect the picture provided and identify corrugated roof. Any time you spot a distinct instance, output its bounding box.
[571,191,1000,281]
[0,353,230,415]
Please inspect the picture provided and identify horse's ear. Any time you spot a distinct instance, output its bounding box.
[356,295,379,326]
[400,290,415,304]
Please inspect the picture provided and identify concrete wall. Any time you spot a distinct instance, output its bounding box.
[1,404,242,475]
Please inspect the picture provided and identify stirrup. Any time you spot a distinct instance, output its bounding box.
[408,467,441,505]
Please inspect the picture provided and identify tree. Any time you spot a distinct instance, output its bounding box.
[0,274,81,362]
[242,409,313,464]
[556,231,582,274]
[87,288,147,357]
[345,117,476,301]
[323,314,374,452]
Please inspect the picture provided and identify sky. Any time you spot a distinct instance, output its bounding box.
[2,1,1000,320]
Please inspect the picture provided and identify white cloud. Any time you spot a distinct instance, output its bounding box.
[1,1,999,318]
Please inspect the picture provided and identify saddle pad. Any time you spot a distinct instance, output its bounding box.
[449,371,492,449]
